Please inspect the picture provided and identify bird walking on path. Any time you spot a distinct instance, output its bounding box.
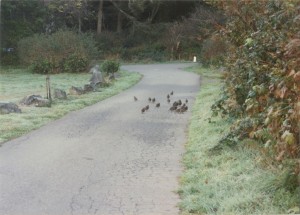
[176,108,181,113]
[148,97,152,102]
[167,94,170,99]
[141,108,145,113]
[156,103,160,108]
[169,106,177,111]
[181,106,188,112]
[134,96,138,101]
[167,99,170,103]
[180,106,186,112]
[170,91,174,95]
[145,105,149,110]
[152,98,156,103]
[185,99,188,103]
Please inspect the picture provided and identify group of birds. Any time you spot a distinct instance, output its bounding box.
[169,98,188,113]
[133,90,189,114]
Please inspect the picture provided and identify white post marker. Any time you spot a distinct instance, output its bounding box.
[193,56,197,62]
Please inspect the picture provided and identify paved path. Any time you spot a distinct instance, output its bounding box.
[0,63,199,215]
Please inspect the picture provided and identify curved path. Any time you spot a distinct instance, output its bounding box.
[0,63,200,215]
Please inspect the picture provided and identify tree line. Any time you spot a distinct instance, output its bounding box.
[1,0,199,48]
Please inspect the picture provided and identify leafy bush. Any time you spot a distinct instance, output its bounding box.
[200,35,228,66]
[0,51,19,66]
[95,31,123,58]
[211,1,300,174]
[18,30,98,73]
[62,54,89,73]
[101,60,120,75]
[121,44,168,62]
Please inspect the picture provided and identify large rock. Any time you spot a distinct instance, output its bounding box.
[20,95,51,107]
[83,84,93,93]
[89,65,103,89]
[69,86,84,95]
[20,95,43,105]
[35,99,51,107]
[54,89,67,99]
[0,102,21,114]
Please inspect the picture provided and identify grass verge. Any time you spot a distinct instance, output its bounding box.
[0,68,142,144]
[179,66,300,214]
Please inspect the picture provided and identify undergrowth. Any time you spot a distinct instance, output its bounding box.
[179,65,300,214]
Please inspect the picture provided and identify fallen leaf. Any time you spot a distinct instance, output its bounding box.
[281,130,295,145]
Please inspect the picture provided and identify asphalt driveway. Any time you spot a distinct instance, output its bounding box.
[0,63,200,215]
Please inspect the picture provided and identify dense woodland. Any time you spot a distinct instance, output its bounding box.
[1,0,219,65]
[1,0,299,200]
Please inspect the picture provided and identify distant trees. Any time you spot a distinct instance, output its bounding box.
[1,0,47,48]
[47,0,90,33]
[1,0,217,64]
[1,0,200,48]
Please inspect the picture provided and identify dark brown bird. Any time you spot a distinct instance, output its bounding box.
[134,96,138,101]
[167,99,170,103]
[170,91,173,95]
[169,106,177,111]
[156,103,160,108]
[185,99,188,103]
[173,101,178,107]
[178,100,182,105]
[148,97,152,102]
[145,105,149,110]
[152,98,155,103]
[180,106,186,113]
[176,108,182,113]
[141,108,145,113]
[183,106,188,112]
[167,94,170,99]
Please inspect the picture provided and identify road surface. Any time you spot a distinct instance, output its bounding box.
[0,63,200,215]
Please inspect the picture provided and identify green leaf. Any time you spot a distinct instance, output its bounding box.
[245,38,254,46]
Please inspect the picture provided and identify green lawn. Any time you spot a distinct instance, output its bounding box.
[179,66,299,214]
[0,67,142,143]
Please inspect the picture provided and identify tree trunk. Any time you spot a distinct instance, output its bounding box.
[117,11,122,33]
[78,13,82,33]
[97,0,104,36]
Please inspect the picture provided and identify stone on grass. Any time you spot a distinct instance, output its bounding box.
[54,89,67,99]
[35,98,51,107]
[83,84,93,93]
[69,86,84,95]
[0,102,21,114]
[20,95,51,107]
[21,95,43,105]
[89,65,103,89]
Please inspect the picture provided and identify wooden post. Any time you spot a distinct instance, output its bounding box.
[46,75,52,104]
